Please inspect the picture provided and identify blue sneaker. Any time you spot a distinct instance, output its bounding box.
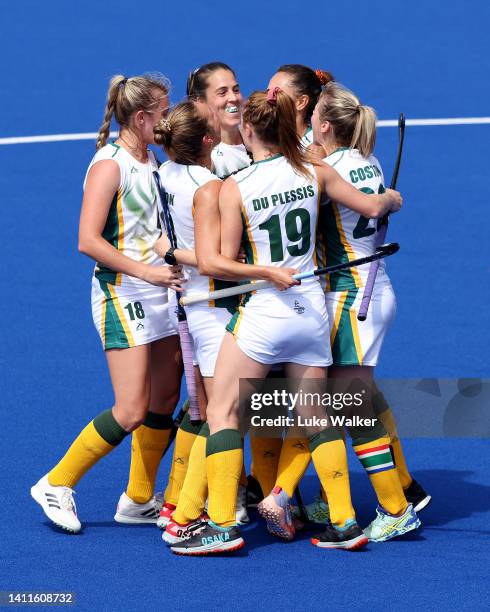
[170,521,244,555]
[364,504,421,542]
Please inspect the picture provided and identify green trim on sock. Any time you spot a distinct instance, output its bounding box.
[143,411,174,430]
[308,427,343,452]
[206,429,242,457]
[179,410,203,435]
[93,409,128,446]
[197,422,210,438]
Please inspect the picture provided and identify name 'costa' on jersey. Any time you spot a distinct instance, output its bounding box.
[317,147,388,292]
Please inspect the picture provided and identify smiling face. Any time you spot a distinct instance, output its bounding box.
[202,69,243,131]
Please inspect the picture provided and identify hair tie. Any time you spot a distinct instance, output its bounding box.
[315,69,329,86]
[119,78,128,89]
[267,87,280,105]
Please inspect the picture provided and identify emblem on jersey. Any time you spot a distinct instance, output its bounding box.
[293,300,305,315]
[216,150,224,156]
[136,322,145,331]
[130,166,139,173]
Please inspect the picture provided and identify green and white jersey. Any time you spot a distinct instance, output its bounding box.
[233,154,319,294]
[157,162,216,297]
[316,147,387,291]
[157,162,236,310]
[211,142,251,179]
[84,143,162,287]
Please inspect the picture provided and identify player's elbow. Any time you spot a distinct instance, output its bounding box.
[197,255,218,277]
[78,234,96,256]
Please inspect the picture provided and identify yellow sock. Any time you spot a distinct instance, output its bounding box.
[206,429,243,527]
[126,412,173,504]
[376,404,413,489]
[311,439,355,527]
[249,436,283,495]
[353,436,407,515]
[49,409,128,488]
[275,438,311,497]
[173,424,209,524]
[164,412,201,506]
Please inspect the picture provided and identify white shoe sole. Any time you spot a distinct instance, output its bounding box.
[413,495,432,513]
[171,537,244,555]
[311,533,368,550]
[31,484,81,534]
[114,513,158,524]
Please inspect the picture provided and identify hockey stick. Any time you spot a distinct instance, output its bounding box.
[357,113,406,321]
[153,171,201,426]
[180,243,399,306]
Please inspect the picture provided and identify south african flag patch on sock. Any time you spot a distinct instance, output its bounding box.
[355,444,394,474]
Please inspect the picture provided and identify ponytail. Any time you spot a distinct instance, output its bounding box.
[316,82,377,158]
[95,72,170,151]
[154,101,210,165]
[351,104,377,158]
[243,90,311,178]
[96,75,126,150]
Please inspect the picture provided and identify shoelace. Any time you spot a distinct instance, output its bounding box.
[60,489,76,513]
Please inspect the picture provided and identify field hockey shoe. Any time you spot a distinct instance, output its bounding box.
[114,491,163,524]
[157,501,176,529]
[31,474,81,533]
[246,474,263,508]
[311,519,368,550]
[363,503,421,542]
[292,493,330,525]
[236,484,250,524]
[162,514,208,545]
[404,479,432,513]
[170,521,244,555]
[258,486,295,541]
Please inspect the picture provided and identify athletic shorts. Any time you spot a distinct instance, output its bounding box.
[326,278,396,367]
[91,277,176,350]
[186,304,232,377]
[226,285,332,367]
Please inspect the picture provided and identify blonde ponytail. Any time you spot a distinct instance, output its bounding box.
[96,75,126,150]
[351,104,377,158]
[317,82,377,157]
[95,72,170,151]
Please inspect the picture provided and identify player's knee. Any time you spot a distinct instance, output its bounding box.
[206,398,239,430]
[113,400,149,432]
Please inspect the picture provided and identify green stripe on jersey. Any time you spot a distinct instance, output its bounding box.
[331,289,360,365]
[98,280,131,349]
[95,191,119,283]
[318,203,357,290]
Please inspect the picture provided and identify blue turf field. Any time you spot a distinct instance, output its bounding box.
[1,1,489,610]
